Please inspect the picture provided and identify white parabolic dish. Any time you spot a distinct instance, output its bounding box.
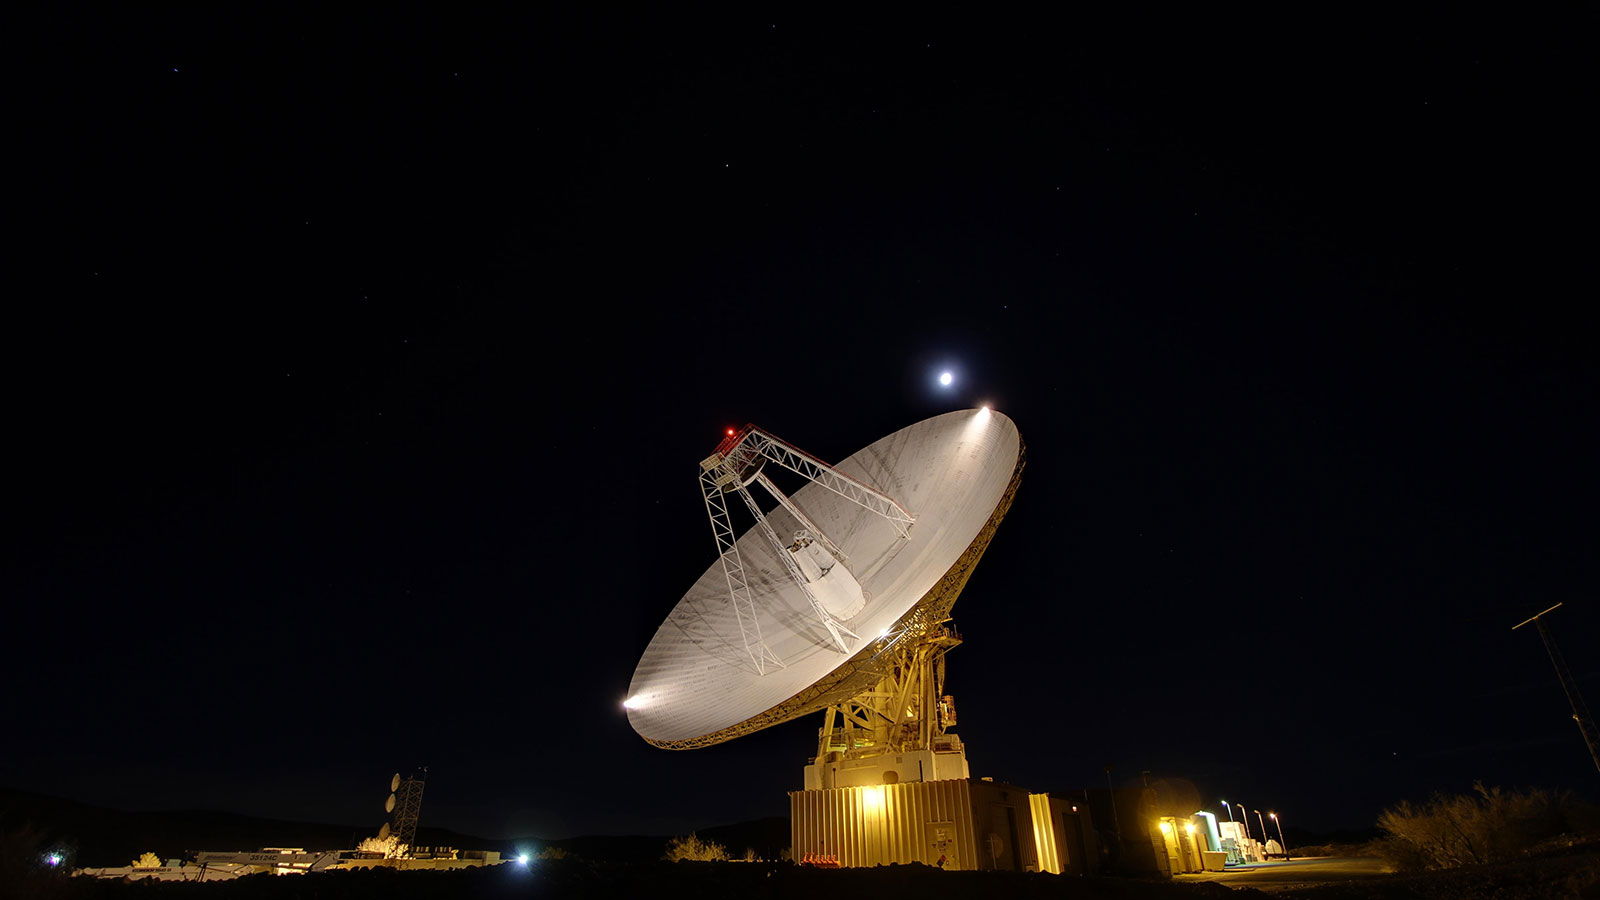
[627,408,1024,748]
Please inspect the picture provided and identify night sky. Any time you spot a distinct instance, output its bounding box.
[9,9,1597,842]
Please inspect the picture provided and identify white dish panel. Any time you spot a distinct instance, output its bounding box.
[627,409,1020,745]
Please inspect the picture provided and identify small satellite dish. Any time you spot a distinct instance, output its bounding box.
[391,773,401,792]
[628,409,1023,747]
[378,822,391,840]
[385,793,396,813]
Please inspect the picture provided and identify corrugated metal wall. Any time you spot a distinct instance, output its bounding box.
[791,780,978,869]
[1028,793,1061,873]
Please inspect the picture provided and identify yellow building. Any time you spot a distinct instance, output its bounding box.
[791,778,1097,874]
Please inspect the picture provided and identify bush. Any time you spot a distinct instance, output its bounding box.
[355,835,410,859]
[1376,782,1580,871]
[663,832,728,862]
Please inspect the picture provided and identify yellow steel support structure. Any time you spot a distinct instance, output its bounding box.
[816,625,961,760]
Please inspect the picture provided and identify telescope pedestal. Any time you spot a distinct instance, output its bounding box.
[802,622,968,789]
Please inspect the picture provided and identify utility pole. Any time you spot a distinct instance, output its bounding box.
[1104,765,1122,839]
[1513,603,1600,774]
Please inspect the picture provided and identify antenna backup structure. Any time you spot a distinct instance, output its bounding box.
[627,410,1083,872]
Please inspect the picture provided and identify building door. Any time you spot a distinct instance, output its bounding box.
[1058,810,1087,875]
[1159,819,1183,876]
[988,804,1022,871]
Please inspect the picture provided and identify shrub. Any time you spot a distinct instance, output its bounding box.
[663,832,728,862]
[1376,782,1577,870]
[355,835,409,859]
[132,852,162,868]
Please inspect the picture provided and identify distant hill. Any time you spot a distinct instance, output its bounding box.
[0,786,790,867]
[0,786,484,866]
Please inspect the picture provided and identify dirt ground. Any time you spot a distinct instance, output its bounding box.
[1180,850,1600,899]
[19,849,1600,900]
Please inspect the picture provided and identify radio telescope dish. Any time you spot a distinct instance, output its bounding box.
[385,793,396,814]
[378,822,391,840]
[391,773,401,792]
[628,408,1023,748]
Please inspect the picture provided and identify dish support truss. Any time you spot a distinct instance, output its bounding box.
[701,425,918,673]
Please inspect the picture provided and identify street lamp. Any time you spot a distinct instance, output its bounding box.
[1236,801,1252,841]
[1255,810,1269,854]
[1221,800,1234,823]
[1270,812,1289,858]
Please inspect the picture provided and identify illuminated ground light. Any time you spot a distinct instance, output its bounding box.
[518,854,530,865]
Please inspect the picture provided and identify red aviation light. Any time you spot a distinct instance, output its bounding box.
[716,424,751,456]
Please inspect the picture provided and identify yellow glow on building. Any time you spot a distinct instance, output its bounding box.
[1028,794,1062,874]
[861,785,884,812]
[793,780,1092,873]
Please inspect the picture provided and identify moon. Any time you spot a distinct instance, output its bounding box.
[939,372,953,387]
